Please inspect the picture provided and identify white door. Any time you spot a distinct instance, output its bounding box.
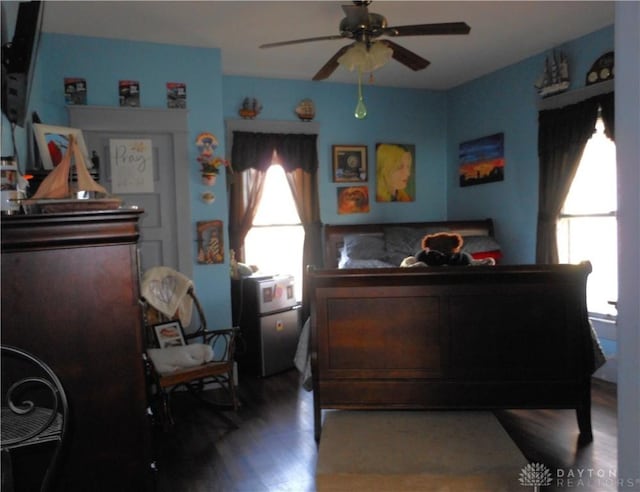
[68,106,192,277]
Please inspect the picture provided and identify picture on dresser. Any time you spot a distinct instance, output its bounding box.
[33,123,90,170]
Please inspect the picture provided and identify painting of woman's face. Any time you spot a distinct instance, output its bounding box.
[388,151,412,192]
[376,143,415,202]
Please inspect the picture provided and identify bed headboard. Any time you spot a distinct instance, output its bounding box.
[322,218,495,268]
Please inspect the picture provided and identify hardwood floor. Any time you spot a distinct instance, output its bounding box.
[155,371,617,492]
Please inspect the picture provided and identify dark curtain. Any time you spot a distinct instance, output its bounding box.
[228,168,267,260]
[597,92,615,140]
[535,93,613,264]
[230,131,318,173]
[285,168,322,321]
[229,131,321,319]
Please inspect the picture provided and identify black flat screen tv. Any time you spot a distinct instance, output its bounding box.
[1,1,43,128]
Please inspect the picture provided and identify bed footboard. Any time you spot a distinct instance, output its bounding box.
[309,263,595,441]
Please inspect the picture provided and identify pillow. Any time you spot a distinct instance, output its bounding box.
[384,226,447,266]
[147,344,214,374]
[460,235,503,262]
[341,234,386,261]
[339,258,396,269]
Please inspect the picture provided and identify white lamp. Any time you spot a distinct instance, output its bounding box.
[337,41,393,73]
[337,41,393,119]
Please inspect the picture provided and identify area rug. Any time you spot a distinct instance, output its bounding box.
[316,410,529,491]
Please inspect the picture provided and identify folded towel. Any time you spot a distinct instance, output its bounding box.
[142,266,194,327]
[147,344,214,374]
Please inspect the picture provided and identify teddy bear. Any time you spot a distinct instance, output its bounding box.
[414,232,472,266]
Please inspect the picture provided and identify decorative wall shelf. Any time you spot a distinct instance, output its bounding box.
[537,79,614,111]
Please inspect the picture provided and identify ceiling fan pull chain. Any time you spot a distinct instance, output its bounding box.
[355,68,367,119]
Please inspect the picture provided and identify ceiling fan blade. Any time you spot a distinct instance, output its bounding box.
[379,40,430,72]
[312,44,354,81]
[383,22,471,37]
[260,34,345,49]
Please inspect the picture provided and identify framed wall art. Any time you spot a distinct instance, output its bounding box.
[459,133,505,187]
[337,186,370,214]
[152,320,186,348]
[375,143,415,202]
[33,123,90,170]
[332,145,367,182]
[196,219,224,264]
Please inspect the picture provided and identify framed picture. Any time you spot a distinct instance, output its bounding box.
[33,123,90,170]
[196,219,224,264]
[375,143,415,202]
[337,185,370,214]
[332,145,367,182]
[152,321,186,348]
[459,133,505,187]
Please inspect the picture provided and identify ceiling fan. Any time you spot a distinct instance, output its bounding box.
[259,1,471,81]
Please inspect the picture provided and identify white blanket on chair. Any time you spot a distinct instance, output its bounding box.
[147,344,214,374]
[141,266,194,327]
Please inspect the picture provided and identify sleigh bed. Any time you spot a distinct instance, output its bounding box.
[303,219,603,441]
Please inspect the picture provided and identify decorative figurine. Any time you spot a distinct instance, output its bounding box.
[586,52,614,86]
[295,99,315,121]
[534,50,570,98]
[238,97,262,119]
[201,191,215,204]
[195,132,229,185]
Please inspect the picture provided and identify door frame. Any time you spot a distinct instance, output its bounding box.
[68,105,192,278]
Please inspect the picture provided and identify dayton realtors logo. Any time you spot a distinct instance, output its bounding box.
[519,462,640,490]
[519,462,553,491]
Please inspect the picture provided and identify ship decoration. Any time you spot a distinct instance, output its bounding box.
[534,50,570,98]
[27,134,121,212]
[238,97,262,119]
[295,99,315,121]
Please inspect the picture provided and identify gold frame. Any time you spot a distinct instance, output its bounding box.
[332,144,368,182]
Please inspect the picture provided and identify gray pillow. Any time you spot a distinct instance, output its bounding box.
[339,258,395,269]
[341,234,386,260]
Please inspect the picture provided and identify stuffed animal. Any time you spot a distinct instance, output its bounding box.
[415,232,471,266]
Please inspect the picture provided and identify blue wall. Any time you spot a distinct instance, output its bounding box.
[0,26,614,326]
[447,26,614,264]
[222,76,449,224]
[3,33,233,326]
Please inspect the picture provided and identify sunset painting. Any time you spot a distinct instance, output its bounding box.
[459,133,505,187]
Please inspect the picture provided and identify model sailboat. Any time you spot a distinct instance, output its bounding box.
[534,50,570,98]
[29,134,121,211]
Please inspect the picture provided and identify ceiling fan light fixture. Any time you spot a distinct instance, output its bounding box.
[337,41,393,73]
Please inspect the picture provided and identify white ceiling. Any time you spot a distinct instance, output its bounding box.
[40,1,614,90]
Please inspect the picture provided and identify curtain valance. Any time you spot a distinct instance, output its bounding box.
[231,131,318,173]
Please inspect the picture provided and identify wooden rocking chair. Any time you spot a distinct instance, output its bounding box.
[140,275,239,429]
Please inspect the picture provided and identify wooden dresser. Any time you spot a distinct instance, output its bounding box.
[1,209,154,491]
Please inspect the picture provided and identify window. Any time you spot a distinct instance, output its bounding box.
[557,116,617,317]
[244,164,305,300]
